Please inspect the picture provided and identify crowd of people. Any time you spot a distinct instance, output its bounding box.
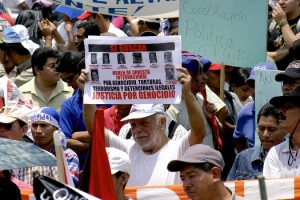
[0,0,300,199]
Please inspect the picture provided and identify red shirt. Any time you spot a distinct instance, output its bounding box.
[104,105,126,135]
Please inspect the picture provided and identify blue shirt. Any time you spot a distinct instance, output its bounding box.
[60,89,86,139]
[60,89,87,170]
[233,102,256,147]
[226,145,265,181]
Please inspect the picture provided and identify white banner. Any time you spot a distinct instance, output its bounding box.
[83,36,182,104]
[51,0,179,17]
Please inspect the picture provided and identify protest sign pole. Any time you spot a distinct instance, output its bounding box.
[219,64,225,101]
[258,175,268,200]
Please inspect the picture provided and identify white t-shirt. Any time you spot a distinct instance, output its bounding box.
[109,131,190,187]
[263,138,300,178]
[57,21,81,45]
[108,23,128,37]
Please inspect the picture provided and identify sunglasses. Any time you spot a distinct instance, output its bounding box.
[62,73,75,83]
[0,123,17,131]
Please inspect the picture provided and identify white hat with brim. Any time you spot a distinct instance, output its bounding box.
[2,25,39,55]
[0,115,17,124]
[0,106,29,124]
[121,104,165,122]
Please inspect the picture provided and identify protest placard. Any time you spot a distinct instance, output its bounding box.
[50,0,179,17]
[179,0,268,68]
[83,36,182,104]
[254,68,283,145]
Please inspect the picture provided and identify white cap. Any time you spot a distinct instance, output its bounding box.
[106,147,131,175]
[121,104,165,122]
[2,25,39,55]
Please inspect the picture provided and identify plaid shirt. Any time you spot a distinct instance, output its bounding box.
[10,166,58,185]
[50,146,80,186]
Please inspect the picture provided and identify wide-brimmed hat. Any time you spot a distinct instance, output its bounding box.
[270,86,300,108]
[275,60,300,82]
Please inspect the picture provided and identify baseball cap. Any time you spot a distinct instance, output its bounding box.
[30,107,59,128]
[182,51,211,74]
[247,61,277,82]
[270,86,300,108]
[209,63,221,71]
[275,60,300,82]
[167,144,225,172]
[0,106,29,124]
[106,147,131,175]
[0,25,39,55]
[121,104,165,122]
[77,11,94,21]
[54,5,84,20]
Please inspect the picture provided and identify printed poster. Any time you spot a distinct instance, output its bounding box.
[84,36,182,104]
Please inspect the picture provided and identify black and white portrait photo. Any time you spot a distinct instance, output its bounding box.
[117,53,126,64]
[164,52,173,63]
[149,52,157,63]
[90,69,99,81]
[165,67,175,80]
[132,53,143,64]
[91,53,97,64]
[102,53,110,64]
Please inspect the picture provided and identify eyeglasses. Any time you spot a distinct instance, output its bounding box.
[44,63,58,69]
[0,122,18,131]
[62,73,75,83]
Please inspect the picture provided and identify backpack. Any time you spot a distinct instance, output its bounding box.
[125,120,179,139]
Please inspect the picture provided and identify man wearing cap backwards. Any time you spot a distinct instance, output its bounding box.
[78,66,206,186]
[106,147,133,200]
[0,24,39,87]
[275,60,300,95]
[30,107,80,185]
[263,86,300,178]
[0,106,58,185]
[167,144,246,200]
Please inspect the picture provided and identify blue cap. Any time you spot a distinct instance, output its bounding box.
[247,62,277,82]
[182,51,211,73]
[54,5,84,20]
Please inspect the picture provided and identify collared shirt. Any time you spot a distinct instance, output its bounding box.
[10,165,58,185]
[233,102,256,147]
[227,146,265,181]
[263,138,300,178]
[19,78,73,111]
[14,58,34,87]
